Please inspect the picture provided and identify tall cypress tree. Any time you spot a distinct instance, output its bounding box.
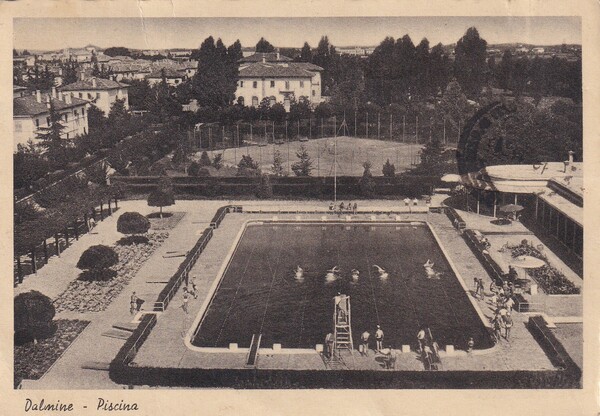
[453,27,488,98]
[36,100,67,167]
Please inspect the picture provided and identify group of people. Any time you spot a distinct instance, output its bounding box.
[181,276,199,314]
[323,265,388,283]
[359,325,385,356]
[329,201,358,215]
[416,328,441,369]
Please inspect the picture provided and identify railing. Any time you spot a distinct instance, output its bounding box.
[155,227,214,311]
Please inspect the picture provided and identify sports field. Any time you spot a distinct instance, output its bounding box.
[199,137,424,176]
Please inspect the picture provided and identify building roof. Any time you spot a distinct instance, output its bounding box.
[539,191,582,227]
[147,68,185,79]
[13,85,28,92]
[239,62,320,78]
[239,52,294,63]
[14,93,88,117]
[60,77,129,91]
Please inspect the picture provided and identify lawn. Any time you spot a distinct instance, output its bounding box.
[195,137,425,176]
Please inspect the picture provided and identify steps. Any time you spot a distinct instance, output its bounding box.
[101,328,132,340]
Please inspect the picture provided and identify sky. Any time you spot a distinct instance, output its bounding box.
[14,16,581,51]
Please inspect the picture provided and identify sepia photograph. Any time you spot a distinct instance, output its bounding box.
[3,2,598,413]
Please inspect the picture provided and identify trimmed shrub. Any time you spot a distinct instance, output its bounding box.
[199,151,211,167]
[255,174,273,199]
[77,245,119,281]
[117,212,151,235]
[148,189,175,218]
[14,291,56,345]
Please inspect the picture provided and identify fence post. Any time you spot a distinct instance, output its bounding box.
[74,220,79,240]
[43,239,49,264]
[55,233,61,256]
[16,256,23,283]
[100,202,104,220]
[84,213,89,233]
[31,247,37,274]
[65,228,70,248]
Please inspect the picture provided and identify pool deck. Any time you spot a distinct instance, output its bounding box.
[18,200,579,389]
[133,211,555,373]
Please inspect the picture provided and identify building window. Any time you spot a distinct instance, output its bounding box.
[238,96,245,106]
[46,116,51,126]
[66,133,69,139]
[270,80,275,88]
[79,93,83,98]
[64,114,68,122]
[312,90,316,97]
[253,81,258,89]
[300,81,305,88]
[252,96,259,107]
[269,96,276,106]
[74,110,79,117]
[240,81,244,87]
[96,92,100,99]
[285,81,290,90]
[35,119,40,128]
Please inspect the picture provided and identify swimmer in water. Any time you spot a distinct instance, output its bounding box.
[373,265,389,279]
[326,266,340,282]
[294,266,304,280]
[351,269,360,280]
[423,259,442,279]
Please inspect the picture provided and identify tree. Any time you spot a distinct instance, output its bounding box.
[117,212,151,243]
[289,96,312,121]
[255,37,275,53]
[255,174,273,199]
[359,161,376,198]
[127,79,153,110]
[76,245,119,281]
[269,103,287,122]
[237,154,260,177]
[187,161,210,177]
[36,100,68,168]
[14,291,56,345]
[271,150,284,176]
[212,153,224,170]
[14,148,50,190]
[313,36,338,94]
[199,151,212,166]
[87,105,107,133]
[300,42,313,62]
[103,47,130,57]
[382,159,396,177]
[147,177,175,218]
[417,138,448,177]
[291,144,313,176]
[192,36,239,108]
[437,79,471,135]
[453,27,488,97]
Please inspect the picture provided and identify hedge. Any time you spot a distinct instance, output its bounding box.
[110,364,579,389]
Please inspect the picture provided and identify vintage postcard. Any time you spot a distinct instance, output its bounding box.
[1,1,598,415]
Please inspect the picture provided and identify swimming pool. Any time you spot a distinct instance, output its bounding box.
[191,222,493,351]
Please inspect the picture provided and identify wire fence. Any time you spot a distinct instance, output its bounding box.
[188,114,464,152]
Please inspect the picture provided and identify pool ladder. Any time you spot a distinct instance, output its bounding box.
[334,295,354,355]
[245,333,262,368]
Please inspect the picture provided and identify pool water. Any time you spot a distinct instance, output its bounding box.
[192,223,493,350]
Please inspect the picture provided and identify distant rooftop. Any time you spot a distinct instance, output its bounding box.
[239,52,293,63]
[14,92,88,117]
[239,62,322,78]
[61,77,129,91]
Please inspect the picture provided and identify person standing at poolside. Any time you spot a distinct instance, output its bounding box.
[361,330,370,356]
[375,325,384,351]
[417,328,426,353]
[503,313,513,340]
[353,202,357,214]
[130,292,138,315]
[182,291,189,314]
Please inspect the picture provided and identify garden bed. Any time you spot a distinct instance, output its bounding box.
[148,211,185,231]
[14,319,90,388]
[54,232,169,313]
[511,244,580,295]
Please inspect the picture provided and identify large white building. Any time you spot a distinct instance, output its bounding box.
[13,89,89,150]
[235,52,323,110]
[60,76,130,115]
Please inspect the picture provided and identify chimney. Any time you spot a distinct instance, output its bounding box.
[65,92,72,104]
[51,86,57,98]
[262,56,266,63]
[92,77,97,88]
[277,52,280,60]
[46,95,51,109]
[35,90,42,103]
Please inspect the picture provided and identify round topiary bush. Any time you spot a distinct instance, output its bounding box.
[14,291,56,345]
[77,245,119,281]
[117,212,151,235]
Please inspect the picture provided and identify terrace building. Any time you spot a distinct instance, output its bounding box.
[465,154,583,260]
[13,88,89,150]
[60,76,130,114]
[236,52,323,110]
